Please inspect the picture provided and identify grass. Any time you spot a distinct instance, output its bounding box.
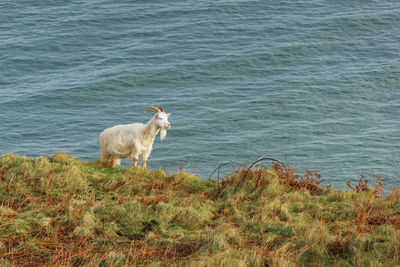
[0,152,400,266]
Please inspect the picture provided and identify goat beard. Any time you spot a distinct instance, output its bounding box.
[160,129,167,140]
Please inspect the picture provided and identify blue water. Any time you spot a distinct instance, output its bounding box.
[1,0,400,190]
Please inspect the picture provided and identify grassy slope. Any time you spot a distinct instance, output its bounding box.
[0,153,400,266]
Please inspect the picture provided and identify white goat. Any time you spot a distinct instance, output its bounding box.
[100,106,171,169]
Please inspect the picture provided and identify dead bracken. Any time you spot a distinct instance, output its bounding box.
[0,153,400,266]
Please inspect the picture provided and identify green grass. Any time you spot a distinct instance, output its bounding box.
[0,152,400,266]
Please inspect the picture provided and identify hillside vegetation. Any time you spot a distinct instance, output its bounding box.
[0,153,400,266]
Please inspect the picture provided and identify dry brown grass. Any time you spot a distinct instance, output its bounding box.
[0,153,400,266]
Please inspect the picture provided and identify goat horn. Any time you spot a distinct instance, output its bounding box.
[144,106,161,113]
[157,106,164,112]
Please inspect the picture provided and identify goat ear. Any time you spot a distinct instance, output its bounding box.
[155,113,160,119]
[167,113,171,117]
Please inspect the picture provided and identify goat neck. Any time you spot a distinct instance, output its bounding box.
[141,117,160,144]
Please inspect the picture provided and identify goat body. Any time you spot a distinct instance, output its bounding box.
[100,106,170,169]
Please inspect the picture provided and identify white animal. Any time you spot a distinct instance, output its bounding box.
[100,106,171,169]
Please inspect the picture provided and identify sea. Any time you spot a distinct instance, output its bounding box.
[1,0,399,191]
